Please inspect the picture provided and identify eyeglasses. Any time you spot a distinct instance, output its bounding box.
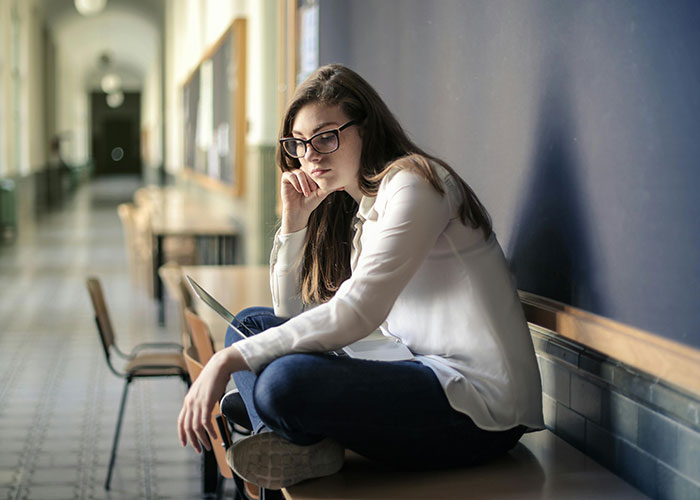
[280,120,357,159]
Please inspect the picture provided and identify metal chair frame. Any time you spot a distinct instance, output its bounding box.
[86,277,190,490]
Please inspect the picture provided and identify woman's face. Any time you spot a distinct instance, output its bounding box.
[291,102,363,202]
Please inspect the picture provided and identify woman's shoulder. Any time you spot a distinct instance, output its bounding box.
[376,155,458,204]
[378,155,445,189]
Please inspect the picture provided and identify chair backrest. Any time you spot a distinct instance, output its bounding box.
[159,261,194,345]
[184,308,216,364]
[133,186,160,208]
[117,203,138,280]
[86,277,116,361]
[117,203,135,251]
[183,345,233,479]
[131,203,153,256]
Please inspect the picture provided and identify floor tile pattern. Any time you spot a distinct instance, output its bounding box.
[0,178,230,499]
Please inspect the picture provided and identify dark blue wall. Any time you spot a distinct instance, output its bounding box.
[318,0,700,349]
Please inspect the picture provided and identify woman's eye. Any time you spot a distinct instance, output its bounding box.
[316,133,335,145]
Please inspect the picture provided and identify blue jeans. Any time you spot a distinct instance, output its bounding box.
[226,306,524,469]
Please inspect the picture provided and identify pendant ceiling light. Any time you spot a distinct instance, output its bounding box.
[106,90,124,108]
[74,0,107,16]
[100,73,121,94]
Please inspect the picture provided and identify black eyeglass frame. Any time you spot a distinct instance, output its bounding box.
[279,120,357,159]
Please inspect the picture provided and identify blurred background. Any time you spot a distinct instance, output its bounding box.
[0,1,699,499]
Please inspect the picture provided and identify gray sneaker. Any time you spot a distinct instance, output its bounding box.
[227,432,344,489]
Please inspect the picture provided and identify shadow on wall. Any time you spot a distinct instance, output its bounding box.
[507,67,600,313]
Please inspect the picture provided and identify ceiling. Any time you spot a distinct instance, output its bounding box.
[38,0,164,90]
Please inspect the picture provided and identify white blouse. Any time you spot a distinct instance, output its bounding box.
[235,165,544,431]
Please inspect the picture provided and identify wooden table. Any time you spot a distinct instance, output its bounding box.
[181,265,271,347]
[149,191,241,324]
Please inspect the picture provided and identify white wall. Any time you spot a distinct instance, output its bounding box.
[0,0,10,177]
[0,0,46,177]
[141,58,162,170]
[55,44,89,166]
[27,1,46,171]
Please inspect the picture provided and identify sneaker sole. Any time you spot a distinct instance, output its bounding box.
[228,433,344,490]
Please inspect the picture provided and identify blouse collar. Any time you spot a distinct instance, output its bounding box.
[355,194,376,221]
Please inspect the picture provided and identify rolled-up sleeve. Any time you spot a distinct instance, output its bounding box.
[269,227,307,318]
[236,170,451,372]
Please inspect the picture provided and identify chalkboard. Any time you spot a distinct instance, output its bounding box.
[182,19,246,195]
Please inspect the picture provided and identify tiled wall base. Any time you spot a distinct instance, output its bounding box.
[532,326,700,499]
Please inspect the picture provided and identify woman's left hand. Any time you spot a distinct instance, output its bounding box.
[177,346,248,453]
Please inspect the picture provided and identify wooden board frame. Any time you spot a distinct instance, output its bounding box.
[275,0,298,216]
[181,19,247,197]
[520,291,700,397]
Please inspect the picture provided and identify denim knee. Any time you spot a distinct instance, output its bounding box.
[225,306,274,347]
[225,325,240,347]
[237,306,271,322]
[253,354,323,443]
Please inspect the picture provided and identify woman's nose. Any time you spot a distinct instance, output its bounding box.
[304,145,321,161]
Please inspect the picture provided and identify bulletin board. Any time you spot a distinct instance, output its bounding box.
[182,19,246,196]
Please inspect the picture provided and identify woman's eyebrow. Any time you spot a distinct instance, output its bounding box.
[292,121,339,137]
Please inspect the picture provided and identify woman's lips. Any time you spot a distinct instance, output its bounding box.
[311,168,330,177]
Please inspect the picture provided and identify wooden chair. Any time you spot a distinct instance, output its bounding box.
[86,277,190,490]
[184,308,261,500]
[159,261,195,346]
[117,203,146,291]
[185,308,216,364]
[183,344,235,498]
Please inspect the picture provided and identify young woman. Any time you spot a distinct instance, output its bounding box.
[178,64,544,490]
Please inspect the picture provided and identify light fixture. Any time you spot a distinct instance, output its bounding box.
[100,73,121,94]
[74,0,107,16]
[106,91,124,108]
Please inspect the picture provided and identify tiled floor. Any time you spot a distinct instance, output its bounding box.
[0,178,230,499]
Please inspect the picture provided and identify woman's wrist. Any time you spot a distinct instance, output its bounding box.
[217,344,250,372]
[281,213,309,234]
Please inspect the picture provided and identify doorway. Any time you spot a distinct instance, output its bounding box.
[91,92,141,176]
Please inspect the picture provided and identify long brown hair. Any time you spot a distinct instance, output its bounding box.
[278,64,492,305]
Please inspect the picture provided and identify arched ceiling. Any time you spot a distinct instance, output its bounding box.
[39,0,163,90]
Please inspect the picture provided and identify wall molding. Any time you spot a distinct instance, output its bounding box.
[519,291,700,398]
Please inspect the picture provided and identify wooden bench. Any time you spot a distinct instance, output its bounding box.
[283,430,646,499]
[164,267,647,499]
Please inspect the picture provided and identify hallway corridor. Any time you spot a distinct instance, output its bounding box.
[0,178,207,499]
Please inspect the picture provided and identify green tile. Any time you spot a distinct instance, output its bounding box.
[611,365,652,403]
[603,391,639,445]
[616,439,657,498]
[545,341,579,367]
[638,406,678,467]
[656,462,700,500]
[585,420,616,470]
[571,375,603,424]
[676,422,700,483]
[538,355,571,406]
[556,403,586,450]
[650,382,700,431]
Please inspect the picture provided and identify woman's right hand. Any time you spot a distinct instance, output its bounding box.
[280,170,335,233]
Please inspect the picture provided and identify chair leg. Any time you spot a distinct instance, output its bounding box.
[106,378,131,490]
[215,473,226,500]
[202,449,219,496]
